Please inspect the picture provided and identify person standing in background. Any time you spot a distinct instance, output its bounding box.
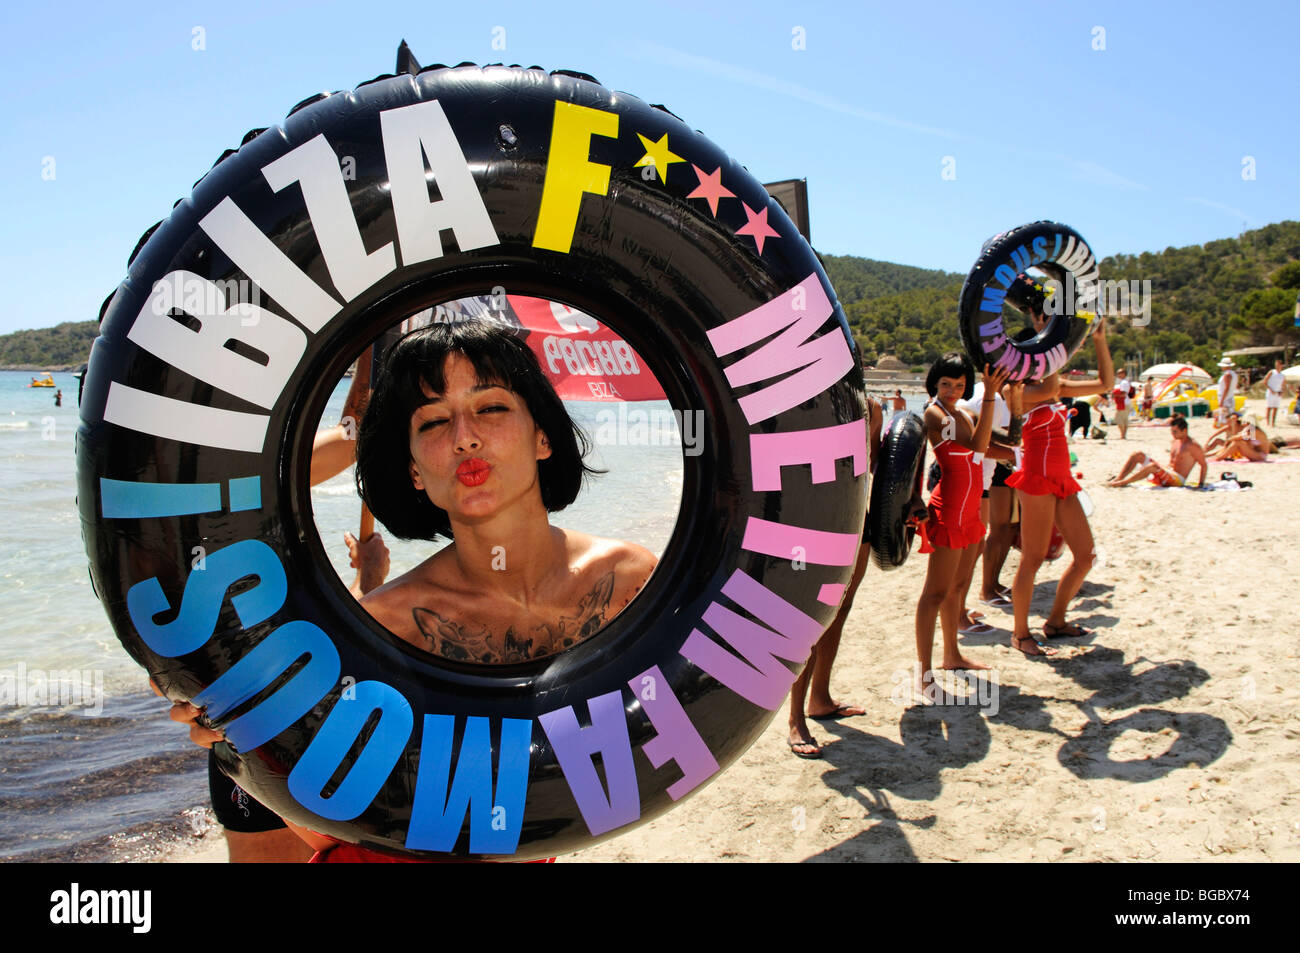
[787,395,884,758]
[1216,357,1239,425]
[1111,368,1136,439]
[1263,358,1289,428]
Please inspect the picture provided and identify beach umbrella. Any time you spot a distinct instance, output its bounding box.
[1139,362,1212,384]
[1282,365,1300,384]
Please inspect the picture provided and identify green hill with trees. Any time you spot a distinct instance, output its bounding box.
[825,220,1300,374]
[0,321,98,369]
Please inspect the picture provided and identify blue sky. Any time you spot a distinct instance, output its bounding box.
[1,0,1296,335]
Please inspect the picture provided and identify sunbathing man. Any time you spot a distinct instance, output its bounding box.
[1106,415,1206,487]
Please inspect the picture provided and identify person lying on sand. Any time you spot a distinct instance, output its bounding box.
[1106,415,1206,488]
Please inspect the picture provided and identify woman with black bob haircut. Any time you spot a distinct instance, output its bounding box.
[925,351,977,402]
[357,320,598,540]
[352,319,657,667]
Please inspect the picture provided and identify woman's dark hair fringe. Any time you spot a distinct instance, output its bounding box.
[925,351,976,400]
[355,320,600,540]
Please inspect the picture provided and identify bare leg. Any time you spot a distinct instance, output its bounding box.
[959,497,989,626]
[1107,462,1162,487]
[1011,490,1057,656]
[1044,494,1096,630]
[916,544,963,694]
[1229,438,1267,461]
[1108,450,1149,483]
[787,542,870,756]
[982,486,1014,601]
[807,542,870,718]
[787,649,820,757]
[943,541,990,671]
[224,828,315,863]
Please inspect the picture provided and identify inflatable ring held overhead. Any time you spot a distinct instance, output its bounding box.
[868,411,926,571]
[957,221,1099,383]
[76,65,867,859]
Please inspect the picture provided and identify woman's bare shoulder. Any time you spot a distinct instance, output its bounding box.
[358,554,446,631]
[578,533,657,615]
[564,529,657,577]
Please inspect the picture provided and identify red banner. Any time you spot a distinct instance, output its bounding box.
[506,296,665,402]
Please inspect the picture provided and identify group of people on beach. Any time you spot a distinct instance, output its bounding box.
[910,278,1112,685]
[786,275,1115,755]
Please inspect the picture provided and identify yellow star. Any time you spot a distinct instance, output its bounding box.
[633,132,685,183]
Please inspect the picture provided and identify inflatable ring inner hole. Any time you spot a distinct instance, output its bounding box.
[999,263,1074,351]
[299,288,687,672]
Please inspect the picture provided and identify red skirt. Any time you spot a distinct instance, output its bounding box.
[1005,468,1080,499]
[917,503,986,552]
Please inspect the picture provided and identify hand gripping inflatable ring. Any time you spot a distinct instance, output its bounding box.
[867,411,926,571]
[76,65,867,859]
[957,221,1100,383]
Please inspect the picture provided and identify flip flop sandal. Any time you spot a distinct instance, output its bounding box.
[809,703,866,720]
[1042,622,1093,639]
[788,739,822,759]
[1012,635,1057,657]
[958,622,996,635]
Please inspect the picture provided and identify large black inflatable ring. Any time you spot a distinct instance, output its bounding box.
[957,220,1099,382]
[868,411,926,571]
[76,65,867,859]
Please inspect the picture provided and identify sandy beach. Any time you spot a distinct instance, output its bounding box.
[162,397,1300,863]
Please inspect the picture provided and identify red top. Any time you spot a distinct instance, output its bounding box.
[919,437,986,551]
[1006,402,1081,499]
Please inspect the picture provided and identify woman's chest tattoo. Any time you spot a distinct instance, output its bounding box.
[409,572,616,664]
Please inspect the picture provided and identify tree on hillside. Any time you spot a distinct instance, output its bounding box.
[1232,287,1299,345]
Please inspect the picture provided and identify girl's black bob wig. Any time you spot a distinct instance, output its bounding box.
[356,320,599,540]
[925,351,976,400]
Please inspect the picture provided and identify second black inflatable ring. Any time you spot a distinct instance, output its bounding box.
[957,220,1099,382]
[868,411,926,570]
[76,65,867,860]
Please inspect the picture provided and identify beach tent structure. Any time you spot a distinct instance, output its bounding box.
[1139,363,1211,383]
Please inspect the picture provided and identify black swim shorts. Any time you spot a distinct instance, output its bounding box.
[208,748,286,833]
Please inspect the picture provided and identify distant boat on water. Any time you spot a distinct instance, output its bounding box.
[29,372,55,387]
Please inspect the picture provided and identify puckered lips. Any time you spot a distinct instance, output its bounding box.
[455,457,491,487]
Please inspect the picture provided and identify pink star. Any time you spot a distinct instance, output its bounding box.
[736,202,780,254]
[687,165,735,216]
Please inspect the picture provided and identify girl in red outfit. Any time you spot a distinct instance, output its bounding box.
[914,352,1016,700]
[1004,276,1113,656]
